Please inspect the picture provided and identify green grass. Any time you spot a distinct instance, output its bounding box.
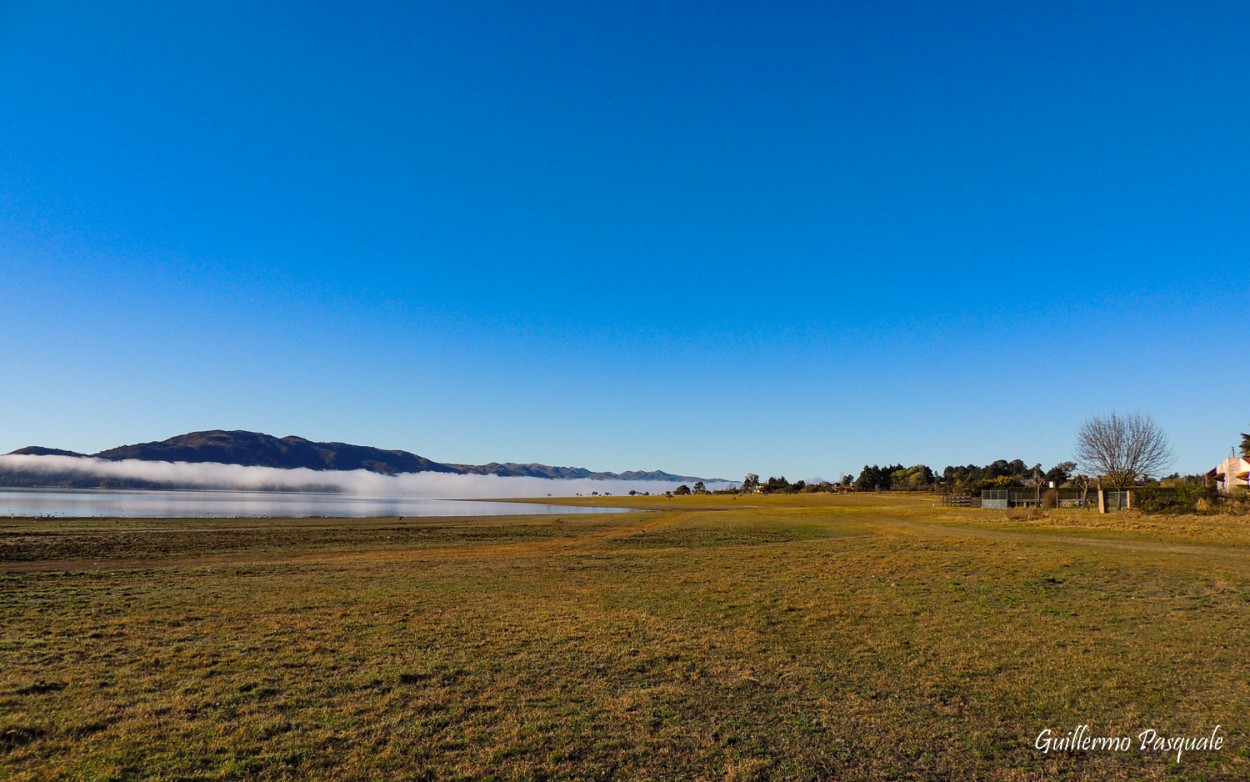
[2,494,1249,780]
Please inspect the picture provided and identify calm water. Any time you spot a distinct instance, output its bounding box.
[0,488,628,519]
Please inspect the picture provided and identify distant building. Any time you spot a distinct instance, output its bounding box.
[1208,456,1250,493]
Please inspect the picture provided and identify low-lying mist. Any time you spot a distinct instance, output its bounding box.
[0,454,728,498]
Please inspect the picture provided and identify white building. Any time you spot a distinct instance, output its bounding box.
[1209,456,1250,493]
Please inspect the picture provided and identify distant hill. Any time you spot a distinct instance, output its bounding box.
[3,429,721,489]
[10,446,87,458]
[447,462,700,482]
[94,430,455,475]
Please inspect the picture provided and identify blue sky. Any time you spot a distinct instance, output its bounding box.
[1,0,1247,480]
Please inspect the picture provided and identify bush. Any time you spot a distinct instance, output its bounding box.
[1007,508,1043,521]
[1134,485,1218,514]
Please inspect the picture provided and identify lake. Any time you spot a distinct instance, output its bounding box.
[0,488,629,519]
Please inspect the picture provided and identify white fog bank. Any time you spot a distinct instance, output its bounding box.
[0,454,730,498]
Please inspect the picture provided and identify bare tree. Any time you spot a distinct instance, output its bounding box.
[1072,474,1093,508]
[1074,413,1174,491]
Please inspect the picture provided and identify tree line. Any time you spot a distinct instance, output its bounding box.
[675,414,1228,501]
[849,461,1073,493]
[824,414,1195,495]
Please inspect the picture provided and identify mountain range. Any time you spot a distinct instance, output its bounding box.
[4,429,720,489]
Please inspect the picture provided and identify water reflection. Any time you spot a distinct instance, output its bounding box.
[0,488,628,519]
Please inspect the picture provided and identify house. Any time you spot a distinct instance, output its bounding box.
[1208,456,1250,493]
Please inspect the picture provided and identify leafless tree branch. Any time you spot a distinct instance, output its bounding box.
[1074,413,1173,491]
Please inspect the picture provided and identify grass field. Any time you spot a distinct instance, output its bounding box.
[2,494,1248,780]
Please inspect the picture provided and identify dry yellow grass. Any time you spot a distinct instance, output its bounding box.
[2,494,1248,780]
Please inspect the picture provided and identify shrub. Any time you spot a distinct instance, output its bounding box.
[1134,485,1218,514]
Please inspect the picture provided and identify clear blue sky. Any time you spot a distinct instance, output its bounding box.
[2,0,1246,480]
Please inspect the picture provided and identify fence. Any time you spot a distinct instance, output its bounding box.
[947,486,1208,513]
[940,493,977,507]
[980,488,1123,510]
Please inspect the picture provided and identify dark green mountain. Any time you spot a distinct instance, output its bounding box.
[4,429,718,488]
[93,430,454,475]
[10,446,87,457]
